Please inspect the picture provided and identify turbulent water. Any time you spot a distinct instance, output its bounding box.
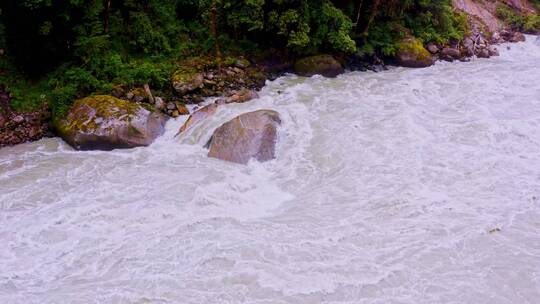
[2,38,540,304]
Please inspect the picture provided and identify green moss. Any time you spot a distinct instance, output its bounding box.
[57,95,143,134]
[397,38,431,61]
[171,69,200,83]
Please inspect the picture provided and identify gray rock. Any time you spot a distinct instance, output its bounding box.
[294,55,344,77]
[488,46,499,57]
[477,48,490,58]
[176,103,219,136]
[54,95,168,151]
[207,110,281,164]
[172,72,204,95]
[154,97,166,111]
[441,47,462,61]
[426,42,439,54]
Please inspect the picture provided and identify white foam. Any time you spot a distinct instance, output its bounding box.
[1,36,540,303]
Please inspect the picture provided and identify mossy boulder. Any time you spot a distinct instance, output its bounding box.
[54,95,168,151]
[172,69,204,95]
[395,38,434,68]
[207,110,281,164]
[294,55,344,77]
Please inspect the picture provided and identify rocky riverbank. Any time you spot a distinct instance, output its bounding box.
[0,91,52,148]
[1,0,538,157]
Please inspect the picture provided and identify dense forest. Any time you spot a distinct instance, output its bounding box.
[0,0,539,118]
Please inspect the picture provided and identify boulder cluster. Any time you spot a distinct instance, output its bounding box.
[109,57,266,119]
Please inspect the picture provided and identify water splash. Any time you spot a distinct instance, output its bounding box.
[1,37,540,303]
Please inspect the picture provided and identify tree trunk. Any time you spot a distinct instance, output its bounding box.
[353,0,364,31]
[210,0,222,62]
[361,0,380,37]
[104,0,112,33]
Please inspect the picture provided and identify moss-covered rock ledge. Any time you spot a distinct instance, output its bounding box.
[54,95,168,151]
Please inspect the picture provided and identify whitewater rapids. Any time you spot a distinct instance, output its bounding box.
[1,37,540,303]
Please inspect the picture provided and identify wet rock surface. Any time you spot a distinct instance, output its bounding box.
[294,55,344,77]
[54,95,168,151]
[176,103,219,136]
[207,110,281,164]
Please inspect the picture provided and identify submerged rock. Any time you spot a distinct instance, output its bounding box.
[176,103,219,135]
[207,110,281,164]
[216,88,259,104]
[395,38,434,68]
[294,55,344,77]
[55,95,168,150]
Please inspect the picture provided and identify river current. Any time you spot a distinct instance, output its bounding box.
[1,37,540,304]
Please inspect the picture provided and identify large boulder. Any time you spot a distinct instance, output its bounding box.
[395,38,434,68]
[294,55,344,77]
[207,110,281,164]
[55,95,168,150]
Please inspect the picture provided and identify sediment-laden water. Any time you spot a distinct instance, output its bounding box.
[1,37,540,304]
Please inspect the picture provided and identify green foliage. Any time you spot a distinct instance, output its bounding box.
[497,5,540,33]
[0,0,473,119]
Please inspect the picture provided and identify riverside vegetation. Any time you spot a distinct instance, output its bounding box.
[0,0,539,159]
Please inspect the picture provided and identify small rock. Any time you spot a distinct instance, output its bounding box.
[172,72,204,95]
[154,97,166,111]
[510,32,526,43]
[234,58,251,69]
[440,47,461,61]
[426,42,439,54]
[488,46,499,57]
[126,92,135,100]
[477,48,490,58]
[176,103,219,136]
[171,110,180,118]
[175,102,189,115]
[13,115,24,124]
[166,103,176,110]
[133,95,145,103]
[463,37,474,48]
[492,32,501,42]
[143,84,155,104]
[216,89,259,105]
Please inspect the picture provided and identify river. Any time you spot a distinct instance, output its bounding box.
[1,37,540,303]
